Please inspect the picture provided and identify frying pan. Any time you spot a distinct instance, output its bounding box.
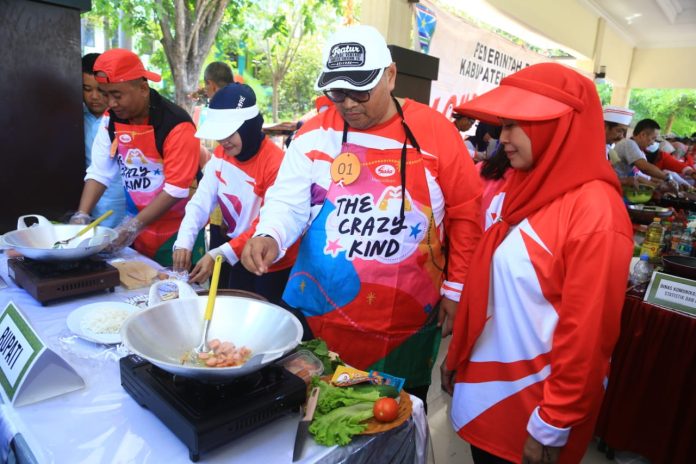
[626,205,672,225]
[662,255,696,280]
[120,280,303,382]
[0,215,116,261]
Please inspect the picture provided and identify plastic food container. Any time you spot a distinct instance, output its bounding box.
[622,185,655,204]
[278,350,324,384]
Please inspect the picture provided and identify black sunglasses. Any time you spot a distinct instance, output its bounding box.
[323,88,373,103]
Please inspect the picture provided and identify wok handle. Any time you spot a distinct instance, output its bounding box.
[17,215,52,230]
[204,256,224,321]
[75,210,113,238]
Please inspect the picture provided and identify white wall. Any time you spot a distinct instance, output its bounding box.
[630,47,696,89]
[484,0,599,60]
[483,0,696,90]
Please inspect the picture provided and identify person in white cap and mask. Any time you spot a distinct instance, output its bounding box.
[242,25,482,408]
[172,83,299,304]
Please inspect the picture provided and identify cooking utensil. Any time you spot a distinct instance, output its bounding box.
[662,255,696,280]
[293,386,320,462]
[53,210,113,248]
[121,282,303,382]
[0,215,116,261]
[194,255,223,354]
[626,205,672,225]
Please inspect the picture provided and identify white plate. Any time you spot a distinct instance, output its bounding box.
[66,302,139,344]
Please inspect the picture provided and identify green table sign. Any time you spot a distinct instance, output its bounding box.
[0,302,44,402]
[644,272,696,316]
[0,301,84,406]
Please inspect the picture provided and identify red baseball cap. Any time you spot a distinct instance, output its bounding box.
[93,48,161,84]
[454,63,584,124]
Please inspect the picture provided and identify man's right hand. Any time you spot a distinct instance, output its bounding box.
[241,236,280,276]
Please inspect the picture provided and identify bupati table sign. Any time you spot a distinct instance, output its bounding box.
[644,272,696,316]
[0,301,84,406]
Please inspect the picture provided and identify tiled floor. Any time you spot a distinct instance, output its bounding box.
[424,337,629,464]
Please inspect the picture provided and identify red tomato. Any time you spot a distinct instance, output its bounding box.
[373,397,399,422]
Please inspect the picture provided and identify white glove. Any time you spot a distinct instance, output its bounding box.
[103,216,143,254]
[69,211,91,225]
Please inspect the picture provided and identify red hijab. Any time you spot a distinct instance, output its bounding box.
[448,63,621,371]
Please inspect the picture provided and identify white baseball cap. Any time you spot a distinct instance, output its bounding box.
[195,84,259,140]
[603,105,634,126]
[315,25,393,92]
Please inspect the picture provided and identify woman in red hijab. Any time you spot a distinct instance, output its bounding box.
[441,63,633,464]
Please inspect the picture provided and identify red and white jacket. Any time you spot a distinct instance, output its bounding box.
[174,138,297,270]
[451,180,633,463]
[255,99,482,301]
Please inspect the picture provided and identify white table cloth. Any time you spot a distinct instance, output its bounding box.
[0,249,428,464]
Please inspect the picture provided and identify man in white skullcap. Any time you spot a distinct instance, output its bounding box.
[603,106,662,187]
[603,105,634,161]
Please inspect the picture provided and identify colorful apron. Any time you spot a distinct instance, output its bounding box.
[283,100,445,387]
[113,122,201,264]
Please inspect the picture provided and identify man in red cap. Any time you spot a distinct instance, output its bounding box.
[71,48,204,266]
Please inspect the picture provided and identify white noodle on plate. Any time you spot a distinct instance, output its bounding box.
[80,308,131,334]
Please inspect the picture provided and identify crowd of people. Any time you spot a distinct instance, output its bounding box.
[73,24,695,464]
[455,93,696,193]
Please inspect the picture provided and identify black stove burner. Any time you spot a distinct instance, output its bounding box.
[20,257,108,277]
[120,355,307,462]
[8,257,120,305]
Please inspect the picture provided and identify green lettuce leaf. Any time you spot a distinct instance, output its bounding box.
[308,402,374,446]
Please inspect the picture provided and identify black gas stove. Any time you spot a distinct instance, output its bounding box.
[8,257,120,305]
[120,354,307,462]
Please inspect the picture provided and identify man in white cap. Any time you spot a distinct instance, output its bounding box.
[603,105,634,161]
[242,25,482,408]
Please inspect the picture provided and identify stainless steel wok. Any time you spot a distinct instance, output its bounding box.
[121,281,303,382]
[0,215,117,261]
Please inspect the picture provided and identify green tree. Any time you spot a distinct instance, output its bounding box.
[156,0,243,108]
[276,40,323,121]
[595,82,613,106]
[629,88,696,136]
[84,0,245,110]
[241,0,344,122]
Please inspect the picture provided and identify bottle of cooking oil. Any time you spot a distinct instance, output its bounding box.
[640,217,664,263]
